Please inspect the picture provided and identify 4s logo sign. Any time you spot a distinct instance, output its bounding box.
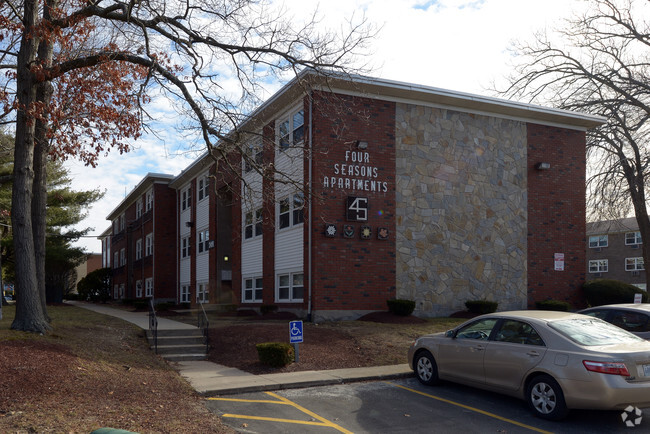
[346,197,368,221]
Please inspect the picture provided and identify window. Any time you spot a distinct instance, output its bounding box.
[119,284,125,299]
[145,189,153,211]
[278,109,304,151]
[197,283,208,303]
[244,142,263,172]
[136,199,143,219]
[113,252,119,268]
[494,320,545,346]
[244,208,263,239]
[626,257,644,271]
[145,278,153,297]
[135,239,142,260]
[145,233,153,256]
[135,280,142,298]
[198,229,210,253]
[120,248,126,266]
[198,176,209,201]
[455,318,498,340]
[277,273,304,302]
[181,236,190,259]
[243,277,263,302]
[626,231,642,245]
[113,284,119,299]
[119,213,126,232]
[278,193,304,229]
[589,259,608,273]
[588,235,608,248]
[181,186,192,211]
[180,285,190,303]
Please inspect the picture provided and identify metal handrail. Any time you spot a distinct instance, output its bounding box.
[198,302,209,354]
[148,298,158,354]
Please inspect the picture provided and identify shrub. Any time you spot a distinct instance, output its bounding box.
[465,300,498,314]
[256,342,294,367]
[535,299,572,312]
[155,302,174,311]
[386,299,416,316]
[133,301,147,311]
[583,279,648,306]
[260,304,278,315]
[76,267,112,302]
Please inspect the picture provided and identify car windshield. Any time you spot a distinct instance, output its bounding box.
[549,317,644,346]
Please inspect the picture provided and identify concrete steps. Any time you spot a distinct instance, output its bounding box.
[146,328,208,362]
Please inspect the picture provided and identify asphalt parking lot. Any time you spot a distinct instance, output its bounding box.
[205,378,649,433]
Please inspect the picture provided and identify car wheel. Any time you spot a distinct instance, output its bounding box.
[414,351,439,386]
[526,374,568,420]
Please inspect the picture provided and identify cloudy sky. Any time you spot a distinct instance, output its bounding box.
[67,0,581,252]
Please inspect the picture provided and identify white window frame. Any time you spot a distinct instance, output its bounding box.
[145,278,153,298]
[135,238,142,260]
[197,283,208,303]
[197,175,209,202]
[120,248,126,266]
[197,229,210,254]
[244,140,263,172]
[588,259,608,273]
[243,277,263,303]
[588,235,608,248]
[145,233,153,256]
[181,235,190,259]
[277,108,304,152]
[276,272,304,303]
[113,284,119,299]
[135,280,143,298]
[278,193,304,230]
[119,213,126,232]
[119,284,125,299]
[180,285,190,303]
[244,208,263,240]
[181,186,192,211]
[145,189,153,212]
[136,199,143,219]
[626,231,642,245]
[113,252,119,268]
[626,257,645,271]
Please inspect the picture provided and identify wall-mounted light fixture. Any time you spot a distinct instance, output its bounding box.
[535,162,551,170]
[356,140,368,150]
[185,221,194,227]
[223,255,229,262]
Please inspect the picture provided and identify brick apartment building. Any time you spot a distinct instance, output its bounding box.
[586,217,646,290]
[102,72,604,319]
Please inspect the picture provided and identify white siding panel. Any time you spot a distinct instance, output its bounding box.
[196,197,209,229]
[180,208,191,236]
[242,238,263,276]
[180,259,191,282]
[196,252,210,281]
[275,227,303,271]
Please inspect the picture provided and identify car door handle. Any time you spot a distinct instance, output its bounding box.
[473,345,485,351]
[527,351,540,357]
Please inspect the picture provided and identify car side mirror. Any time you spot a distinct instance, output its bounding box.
[445,330,456,338]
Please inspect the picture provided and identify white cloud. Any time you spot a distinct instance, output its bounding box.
[67,0,583,253]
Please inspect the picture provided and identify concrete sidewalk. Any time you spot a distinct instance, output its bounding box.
[69,301,413,396]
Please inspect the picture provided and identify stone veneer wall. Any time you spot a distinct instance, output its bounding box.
[395,103,528,316]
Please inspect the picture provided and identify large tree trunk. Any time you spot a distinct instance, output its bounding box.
[11,0,50,334]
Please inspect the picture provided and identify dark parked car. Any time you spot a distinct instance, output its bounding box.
[578,304,650,339]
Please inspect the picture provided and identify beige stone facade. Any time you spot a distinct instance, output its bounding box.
[395,103,528,316]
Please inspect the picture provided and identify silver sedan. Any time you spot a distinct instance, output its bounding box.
[408,310,650,420]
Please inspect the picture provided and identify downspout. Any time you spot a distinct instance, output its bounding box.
[307,92,313,322]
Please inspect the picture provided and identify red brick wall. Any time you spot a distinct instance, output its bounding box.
[527,123,587,308]
[310,91,396,312]
[153,183,178,300]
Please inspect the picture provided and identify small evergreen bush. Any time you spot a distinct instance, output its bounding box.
[535,299,572,312]
[260,304,279,315]
[256,342,294,367]
[386,299,416,316]
[133,301,147,310]
[465,299,498,314]
[583,279,648,306]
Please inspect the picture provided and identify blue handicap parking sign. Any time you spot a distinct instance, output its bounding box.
[289,320,303,343]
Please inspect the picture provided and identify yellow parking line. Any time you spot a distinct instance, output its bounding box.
[209,391,353,434]
[388,382,553,434]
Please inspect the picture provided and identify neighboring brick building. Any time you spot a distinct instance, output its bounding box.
[586,217,646,290]
[103,72,604,319]
[106,174,177,302]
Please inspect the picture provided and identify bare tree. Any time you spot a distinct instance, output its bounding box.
[0,0,374,333]
[500,0,650,286]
